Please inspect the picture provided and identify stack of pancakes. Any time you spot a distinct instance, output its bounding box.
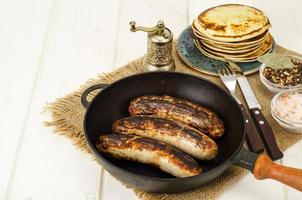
[192,4,273,62]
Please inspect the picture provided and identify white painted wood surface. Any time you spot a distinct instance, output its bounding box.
[0,0,301,199]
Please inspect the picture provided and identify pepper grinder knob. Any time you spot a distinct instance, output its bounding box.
[157,20,164,28]
[129,21,136,32]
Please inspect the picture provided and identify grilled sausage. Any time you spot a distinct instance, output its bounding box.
[97,134,201,177]
[113,116,218,160]
[129,95,225,139]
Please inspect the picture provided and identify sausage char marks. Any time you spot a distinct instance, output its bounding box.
[97,134,201,177]
[113,116,218,160]
[129,95,225,139]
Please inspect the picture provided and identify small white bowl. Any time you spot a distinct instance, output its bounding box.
[259,55,302,94]
[271,88,302,133]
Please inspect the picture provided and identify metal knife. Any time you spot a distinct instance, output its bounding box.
[216,65,264,153]
[227,62,283,161]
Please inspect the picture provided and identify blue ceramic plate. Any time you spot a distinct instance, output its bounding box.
[177,26,276,76]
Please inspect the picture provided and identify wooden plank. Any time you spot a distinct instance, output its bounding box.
[188,0,255,23]
[218,172,284,200]
[282,140,302,199]
[113,0,188,68]
[0,0,54,198]
[5,0,120,199]
[253,0,302,53]
[102,171,138,200]
[102,0,188,199]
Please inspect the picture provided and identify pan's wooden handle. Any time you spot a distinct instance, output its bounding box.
[254,154,302,192]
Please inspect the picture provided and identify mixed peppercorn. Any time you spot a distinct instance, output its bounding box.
[262,60,302,87]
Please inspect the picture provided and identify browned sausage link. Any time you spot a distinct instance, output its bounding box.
[97,134,202,177]
[129,95,225,139]
[113,116,218,160]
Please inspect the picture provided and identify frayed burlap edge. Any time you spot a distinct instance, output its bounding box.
[44,58,146,153]
[44,42,302,200]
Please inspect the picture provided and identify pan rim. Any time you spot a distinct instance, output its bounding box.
[83,71,246,182]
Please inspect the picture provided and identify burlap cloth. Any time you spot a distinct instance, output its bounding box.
[45,42,302,200]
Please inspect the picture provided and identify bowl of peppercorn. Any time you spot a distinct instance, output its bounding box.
[259,54,302,93]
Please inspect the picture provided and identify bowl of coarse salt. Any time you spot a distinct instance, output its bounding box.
[271,88,302,133]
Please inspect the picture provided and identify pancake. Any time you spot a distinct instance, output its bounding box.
[193,4,271,42]
[198,35,273,58]
[195,42,270,63]
[194,36,273,62]
[194,40,232,62]
[192,28,269,49]
[200,40,262,54]
[192,23,270,46]
[202,40,262,51]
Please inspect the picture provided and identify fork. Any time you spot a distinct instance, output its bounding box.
[216,64,239,102]
[216,64,264,153]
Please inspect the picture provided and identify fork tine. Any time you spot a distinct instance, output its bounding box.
[227,61,242,75]
[225,65,233,75]
[217,69,223,76]
[216,64,235,77]
[222,68,228,76]
[215,66,223,76]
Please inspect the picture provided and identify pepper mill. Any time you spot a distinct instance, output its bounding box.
[129,20,175,71]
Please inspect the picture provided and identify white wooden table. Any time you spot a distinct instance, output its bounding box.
[1,0,302,199]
